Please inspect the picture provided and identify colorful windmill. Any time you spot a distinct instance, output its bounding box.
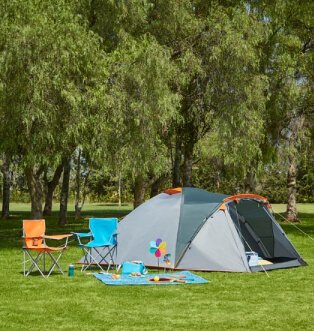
[163,253,171,266]
[150,238,167,270]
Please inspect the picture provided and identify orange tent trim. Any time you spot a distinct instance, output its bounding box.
[264,203,272,209]
[164,187,182,195]
[219,203,227,211]
[224,194,268,203]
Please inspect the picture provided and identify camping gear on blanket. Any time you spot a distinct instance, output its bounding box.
[82,188,306,272]
[121,261,147,275]
[246,252,273,267]
[22,219,72,278]
[147,275,186,283]
[73,218,118,273]
[246,251,259,267]
[257,259,273,266]
[94,271,208,286]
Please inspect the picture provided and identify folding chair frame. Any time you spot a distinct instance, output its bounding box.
[22,221,71,278]
[80,243,117,273]
[23,248,66,278]
[73,220,118,273]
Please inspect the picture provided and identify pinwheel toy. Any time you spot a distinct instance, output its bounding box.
[150,238,167,270]
[163,253,171,266]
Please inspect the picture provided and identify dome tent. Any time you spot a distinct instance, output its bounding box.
[84,187,306,272]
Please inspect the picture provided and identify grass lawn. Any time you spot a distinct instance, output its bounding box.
[0,203,313,331]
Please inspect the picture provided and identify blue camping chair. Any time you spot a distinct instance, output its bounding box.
[73,218,118,273]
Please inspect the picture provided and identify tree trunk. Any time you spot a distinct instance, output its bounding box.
[172,134,182,187]
[59,158,71,226]
[74,150,89,220]
[118,172,122,207]
[150,174,168,198]
[43,163,64,216]
[215,170,221,190]
[75,149,81,220]
[25,166,44,219]
[1,154,11,219]
[285,114,305,223]
[133,174,146,209]
[286,153,298,222]
[244,170,257,193]
[182,138,194,187]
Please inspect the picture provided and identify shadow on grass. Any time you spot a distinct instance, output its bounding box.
[0,206,132,249]
[274,212,314,237]
[297,212,314,219]
[1,205,313,250]
[95,203,130,207]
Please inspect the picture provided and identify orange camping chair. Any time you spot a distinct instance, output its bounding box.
[22,220,72,278]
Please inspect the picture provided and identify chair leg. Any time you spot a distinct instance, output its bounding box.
[106,248,115,273]
[23,250,66,278]
[43,252,46,273]
[24,251,46,277]
[96,247,112,272]
[106,247,116,269]
[110,246,118,272]
[93,245,118,272]
[85,247,94,271]
[115,245,118,271]
[83,247,105,272]
[47,251,64,277]
[27,252,44,276]
[81,248,91,272]
[80,245,118,273]
[91,247,106,272]
[81,247,88,271]
[23,251,26,276]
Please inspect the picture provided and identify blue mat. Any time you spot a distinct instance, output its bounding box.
[94,271,208,286]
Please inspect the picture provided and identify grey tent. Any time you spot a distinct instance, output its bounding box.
[84,187,306,272]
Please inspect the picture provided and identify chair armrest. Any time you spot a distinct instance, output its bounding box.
[72,232,92,246]
[43,234,72,240]
[72,232,92,238]
[109,232,118,244]
[43,234,72,247]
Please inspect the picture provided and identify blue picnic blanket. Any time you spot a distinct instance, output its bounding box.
[94,270,208,286]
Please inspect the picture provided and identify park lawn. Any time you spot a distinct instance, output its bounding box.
[0,203,313,331]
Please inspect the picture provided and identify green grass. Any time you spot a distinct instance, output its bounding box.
[0,203,313,331]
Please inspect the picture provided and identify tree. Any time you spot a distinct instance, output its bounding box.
[1,154,11,219]
[252,0,314,221]
[74,148,90,220]
[59,157,71,226]
[43,162,64,216]
[84,1,181,206]
[145,1,268,187]
[107,36,179,207]
[0,0,108,218]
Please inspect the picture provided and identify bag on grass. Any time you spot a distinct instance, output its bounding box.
[121,261,147,275]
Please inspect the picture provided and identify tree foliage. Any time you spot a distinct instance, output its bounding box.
[0,0,313,219]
